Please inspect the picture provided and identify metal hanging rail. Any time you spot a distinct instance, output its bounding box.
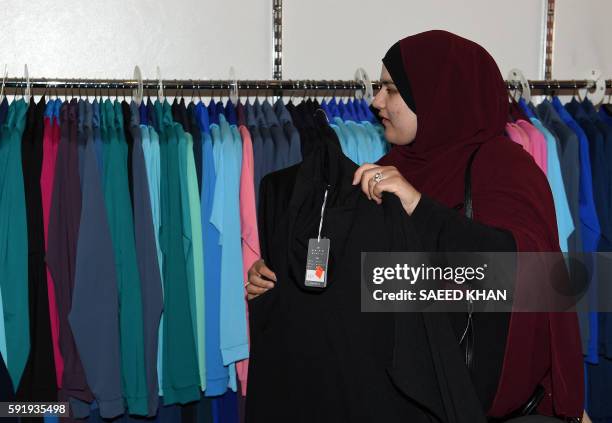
[1,77,611,96]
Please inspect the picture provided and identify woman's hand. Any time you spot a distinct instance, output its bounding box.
[352,164,421,215]
[246,259,277,300]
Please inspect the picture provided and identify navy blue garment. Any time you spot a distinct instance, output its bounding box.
[140,102,148,126]
[130,101,163,416]
[565,99,612,251]
[274,99,302,166]
[208,99,219,125]
[92,100,104,175]
[254,100,275,180]
[0,97,8,125]
[77,100,87,189]
[225,101,237,125]
[70,100,124,419]
[213,391,238,423]
[263,100,290,170]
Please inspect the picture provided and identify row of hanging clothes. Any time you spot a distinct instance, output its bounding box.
[506,93,612,422]
[0,84,389,423]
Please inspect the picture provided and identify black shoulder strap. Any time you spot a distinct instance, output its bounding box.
[464,145,482,220]
[460,145,482,370]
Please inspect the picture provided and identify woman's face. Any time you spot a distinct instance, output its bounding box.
[372,64,417,145]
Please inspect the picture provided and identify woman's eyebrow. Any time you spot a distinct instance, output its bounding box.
[381,80,396,87]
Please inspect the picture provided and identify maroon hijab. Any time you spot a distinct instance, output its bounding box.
[377,30,583,418]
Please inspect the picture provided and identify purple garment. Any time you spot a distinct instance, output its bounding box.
[47,100,94,406]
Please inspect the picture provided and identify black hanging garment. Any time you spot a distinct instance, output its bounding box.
[246,111,507,423]
[17,97,58,404]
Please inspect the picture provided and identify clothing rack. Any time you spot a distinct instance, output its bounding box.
[2,77,612,97]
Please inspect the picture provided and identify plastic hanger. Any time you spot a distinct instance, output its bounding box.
[133,65,143,106]
[0,64,7,104]
[354,67,374,105]
[156,66,164,103]
[24,64,31,103]
[229,66,239,105]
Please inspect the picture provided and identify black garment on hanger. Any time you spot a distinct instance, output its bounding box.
[247,112,513,422]
[16,97,57,406]
[121,100,135,208]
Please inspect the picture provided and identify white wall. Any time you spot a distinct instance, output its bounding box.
[1,0,611,85]
[554,0,612,80]
[283,0,544,81]
[1,0,273,81]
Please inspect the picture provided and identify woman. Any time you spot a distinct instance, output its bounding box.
[247,30,584,421]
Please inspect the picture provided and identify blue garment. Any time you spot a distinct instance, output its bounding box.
[328,98,340,118]
[552,97,601,364]
[92,101,104,176]
[212,390,239,423]
[203,111,229,396]
[263,100,290,170]
[71,99,123,419]
[139,103,148,126]
[225,101,237,125]
[566,99,612,251]
[519,98,536,119]
[529,117,574,252]
[320,99,331,120]
[43,98,54,119]
[254,100,275,180]
[274,99,302,166]
[211,112,248,376]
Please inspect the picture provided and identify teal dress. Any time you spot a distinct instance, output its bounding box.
[0,99,30,389]
[101,100,148,414]
[157,100,199,404]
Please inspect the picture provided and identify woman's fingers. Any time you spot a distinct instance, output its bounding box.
[249,272,275,289]
[247,282,270,300]
[352,163,377,186]
[257,262,277,282]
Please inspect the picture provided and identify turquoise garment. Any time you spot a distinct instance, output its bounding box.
[529,117,574,252]
[362,121,388,163]
[334,117,359,163]
[0,278,5,363]
[210,113,246,392]
[0,99,30,388]
[157,100,199,405]
[176,124,198,372]
[141,124,164,396]
[101,100,148,415]
[185,132,206,390]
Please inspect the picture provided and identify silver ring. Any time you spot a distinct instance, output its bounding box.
[244,281,251,288]
[373,172,384,184]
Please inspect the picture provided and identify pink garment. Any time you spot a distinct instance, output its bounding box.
[237,125,260,396]
[505,122,531,153]
[516,119,548,175]
[40,115,64,387]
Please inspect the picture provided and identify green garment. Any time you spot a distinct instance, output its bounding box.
[0,99,30,388]
[185,131,206,390]
[100,100,148,415]
[157,101,199,405]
